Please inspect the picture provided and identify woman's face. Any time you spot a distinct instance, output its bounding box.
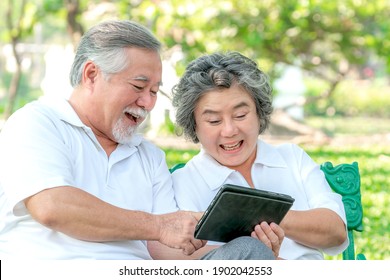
[194,84,260,169]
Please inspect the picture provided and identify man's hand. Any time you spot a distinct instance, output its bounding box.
[157,211,207,255]
[251,221,284,258]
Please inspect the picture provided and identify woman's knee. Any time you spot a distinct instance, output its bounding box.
[224,236,275,260]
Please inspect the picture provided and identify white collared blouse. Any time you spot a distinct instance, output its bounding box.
[172,140,348,260]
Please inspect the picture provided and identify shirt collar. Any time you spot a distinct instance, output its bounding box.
[254,140,288,168]
[39,96,85,128]
[191,139,288,191]
[38,96,143,148]
[191,149,234,191]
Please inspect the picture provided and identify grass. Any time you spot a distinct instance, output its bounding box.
[305,145,390,260]
[162,140,390,260]
[306,116,390,137]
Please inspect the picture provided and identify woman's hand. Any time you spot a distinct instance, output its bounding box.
[251,221,285,258]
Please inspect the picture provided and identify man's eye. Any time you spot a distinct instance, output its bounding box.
[132,84,144,90]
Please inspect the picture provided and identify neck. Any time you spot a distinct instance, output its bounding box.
[230,149,257,188]
[233,162,255,188]
[68,91,118,157]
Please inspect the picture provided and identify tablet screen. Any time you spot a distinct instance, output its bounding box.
[194,184,294,242]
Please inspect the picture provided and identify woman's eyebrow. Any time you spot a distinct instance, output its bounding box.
[233,101,250,109]
[201,109,219,116]
[201,102,250,116]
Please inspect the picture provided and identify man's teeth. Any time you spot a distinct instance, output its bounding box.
[126,112,140,119]
[222,142,241,151]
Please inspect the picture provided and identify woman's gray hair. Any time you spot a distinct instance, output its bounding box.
[69,20,161,87]
[172,51,273,143]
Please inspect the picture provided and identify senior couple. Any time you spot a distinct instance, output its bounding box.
[0,20,348,260]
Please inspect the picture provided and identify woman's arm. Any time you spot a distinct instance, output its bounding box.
[280,208,347,249]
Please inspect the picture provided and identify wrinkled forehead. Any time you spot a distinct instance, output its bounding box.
[195,85,255,112]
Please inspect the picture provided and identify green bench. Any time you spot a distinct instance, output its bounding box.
[320,161,366,260]
[170,161,366,260]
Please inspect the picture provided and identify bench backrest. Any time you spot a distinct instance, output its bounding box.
[320,161,366,260]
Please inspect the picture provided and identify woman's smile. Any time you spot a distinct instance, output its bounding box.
[220,140,244,152]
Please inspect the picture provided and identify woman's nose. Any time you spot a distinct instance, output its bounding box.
[221,120,238,137]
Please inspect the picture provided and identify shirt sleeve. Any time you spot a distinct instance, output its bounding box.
[0,104,74,216]
[294,145,349,255]
[138,141,178,214]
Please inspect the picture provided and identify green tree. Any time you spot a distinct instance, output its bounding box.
[1,0,45,119]
[118,0,389,136]
[2,0,389,124]
[125,0,389,92]
[42,0,86,49]
[0,0,88,119]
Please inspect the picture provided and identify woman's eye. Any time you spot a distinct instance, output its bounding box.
[235,112,248,119]
[208,120,221,125]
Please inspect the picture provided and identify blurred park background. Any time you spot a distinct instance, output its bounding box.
[0,0,389,259]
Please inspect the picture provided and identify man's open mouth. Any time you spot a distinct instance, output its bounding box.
[125,112,141,123]
[123,107,148,125]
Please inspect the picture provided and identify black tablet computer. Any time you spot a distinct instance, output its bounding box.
[194,184,295,242]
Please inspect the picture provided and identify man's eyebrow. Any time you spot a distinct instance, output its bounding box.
[132,76,163,86]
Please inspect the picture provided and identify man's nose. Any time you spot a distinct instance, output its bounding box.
[135,92,156,111]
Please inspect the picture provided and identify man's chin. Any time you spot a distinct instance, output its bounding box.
[115,136,133,145]
[113,127,138,145]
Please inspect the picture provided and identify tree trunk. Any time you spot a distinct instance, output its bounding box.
[3,63,21,119]
[3,0,25,119]
[64,0,84,50]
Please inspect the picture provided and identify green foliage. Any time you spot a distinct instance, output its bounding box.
[0,72,43,115]
[304,78,390,118]
[1,0,390,117]
[0,0,46,42]
[332,80,390,117]
[123,0,390,81]
[119,0,390,121]
[163,143,390,260]
[158,111,176,136]
[164,148,197,168]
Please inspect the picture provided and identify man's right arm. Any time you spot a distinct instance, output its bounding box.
[25,186,205,255]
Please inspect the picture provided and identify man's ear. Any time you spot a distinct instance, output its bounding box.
[82,61,98,88]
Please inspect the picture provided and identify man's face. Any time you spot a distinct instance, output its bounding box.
[89,48,162,144]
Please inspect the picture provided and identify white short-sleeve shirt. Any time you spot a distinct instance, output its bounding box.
[172,140,348,260]
[0,97,177,259]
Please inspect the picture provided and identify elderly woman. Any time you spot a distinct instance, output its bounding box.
[166,51,348,260]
